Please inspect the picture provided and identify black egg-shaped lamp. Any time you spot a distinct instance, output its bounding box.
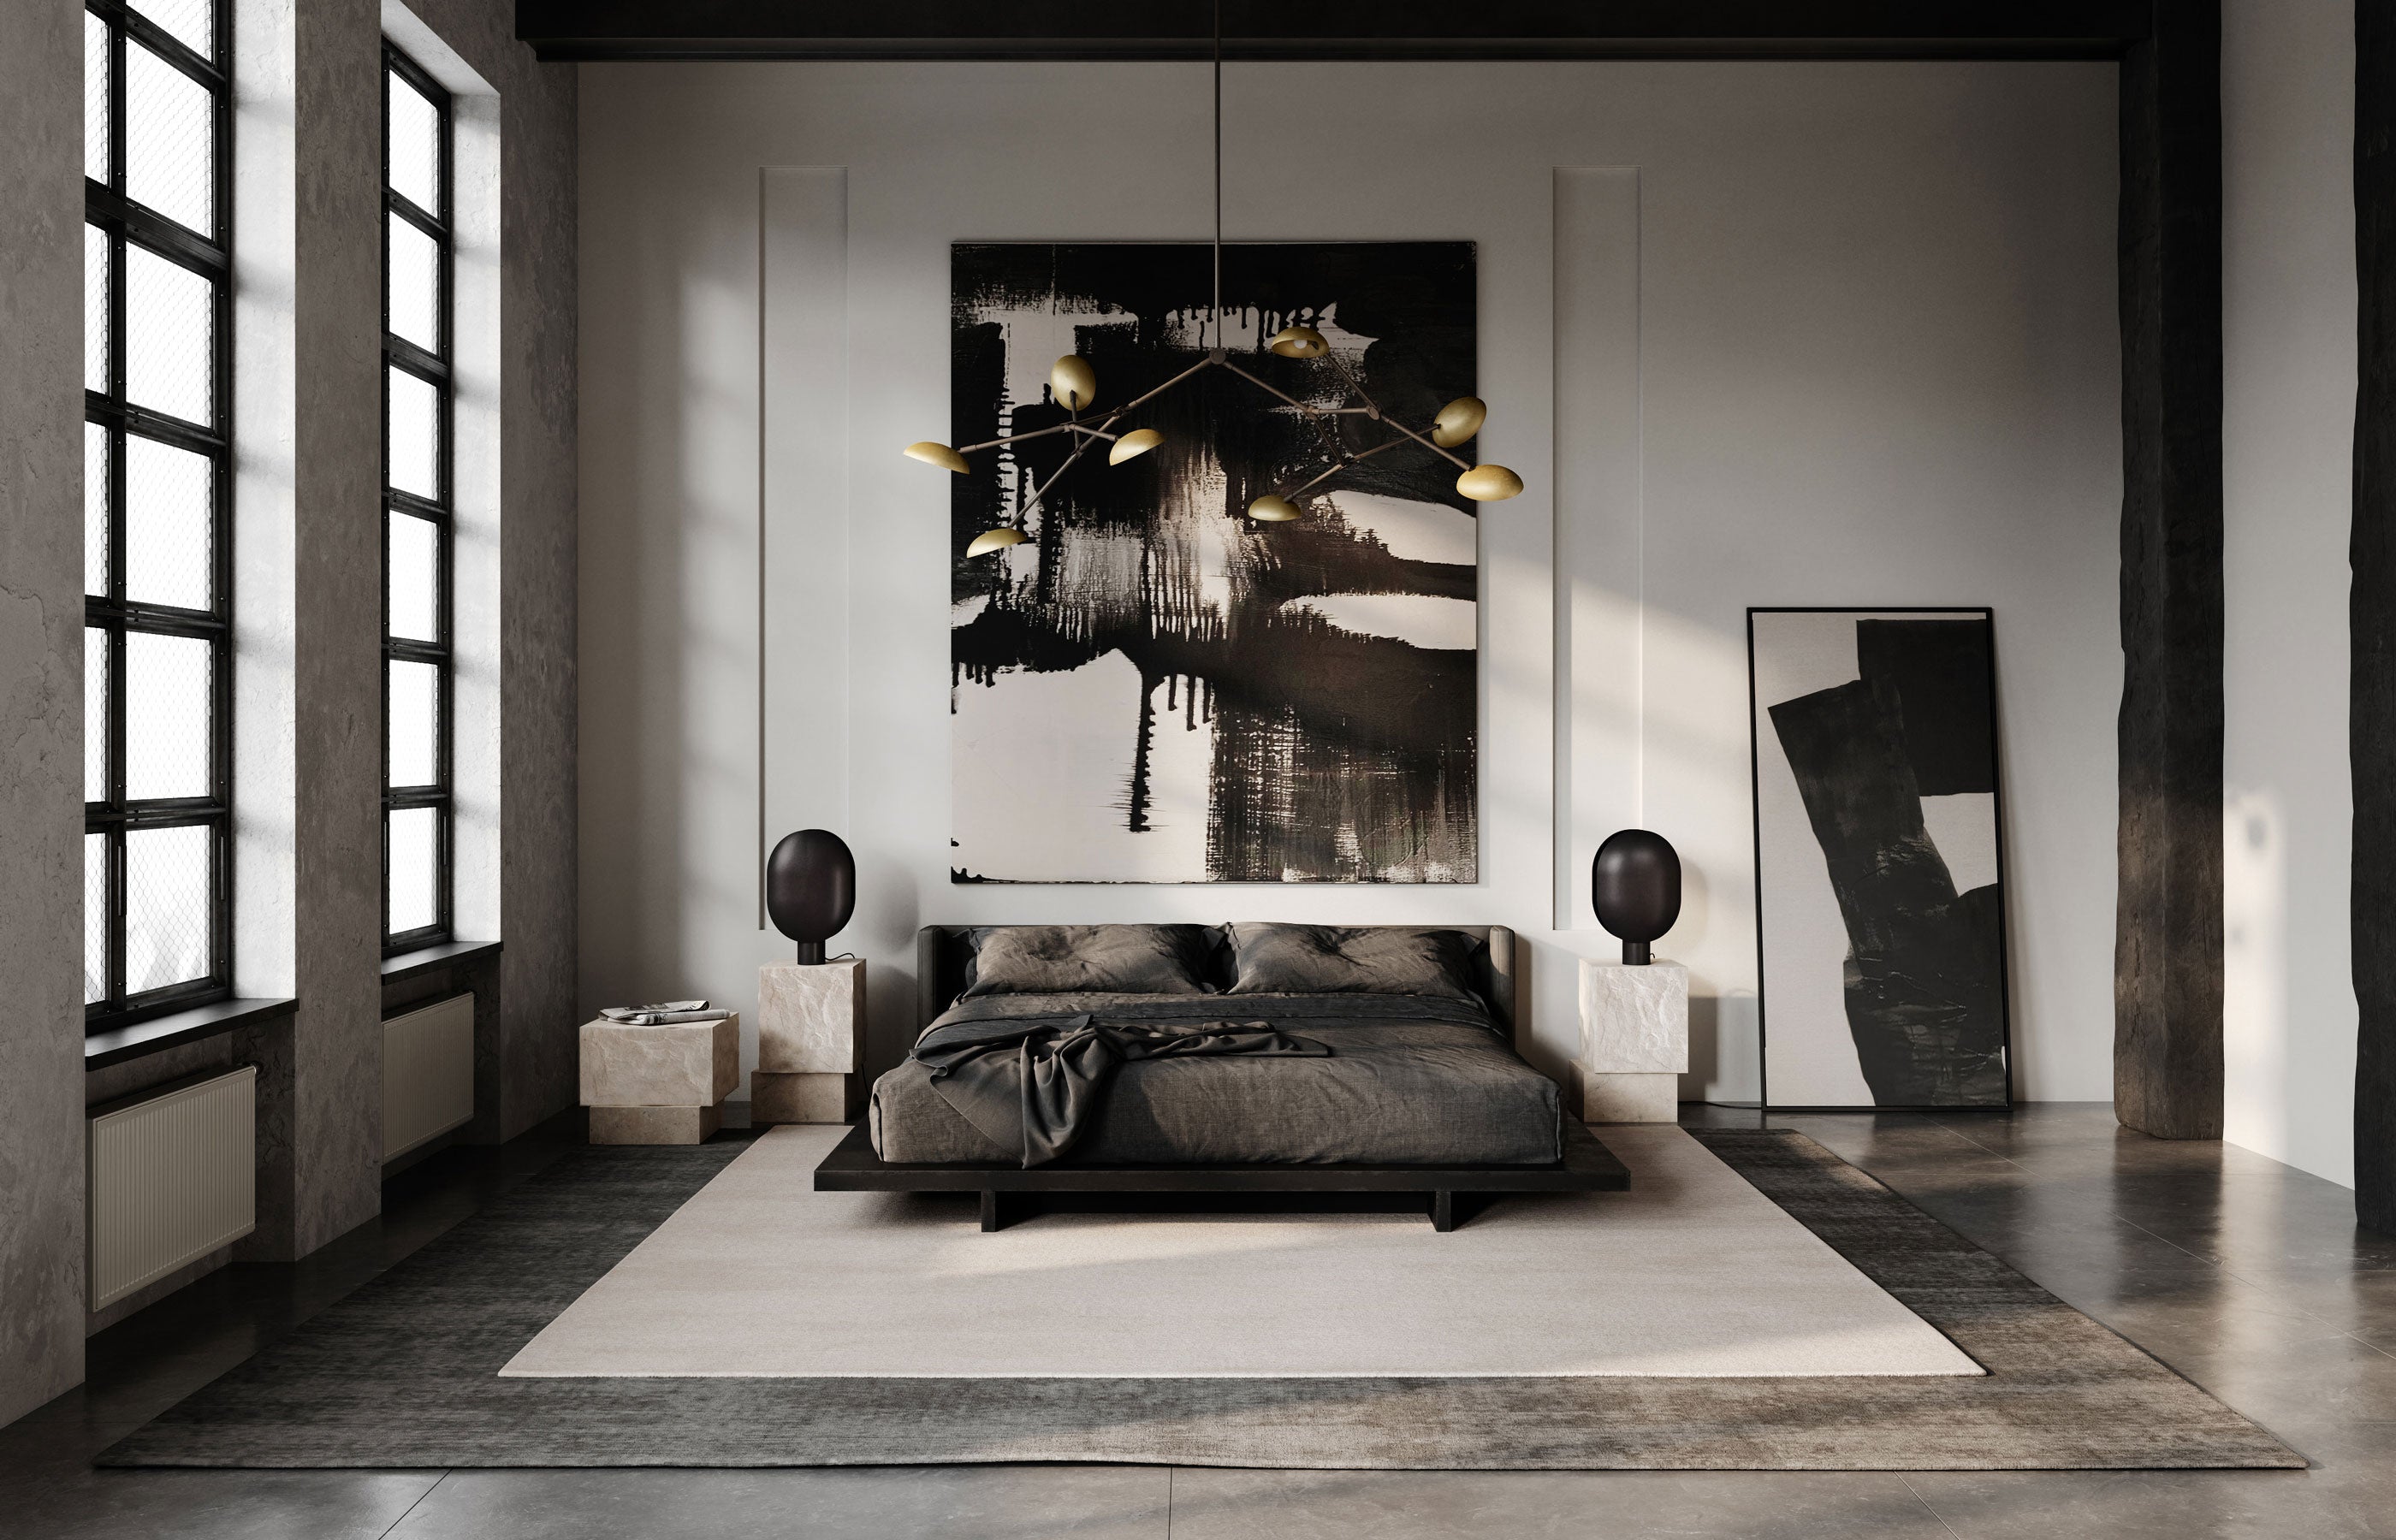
[1592,829,1681,966]
[766,829,856,965]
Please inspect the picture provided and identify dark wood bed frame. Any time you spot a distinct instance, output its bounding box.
[810,924,1631,1230]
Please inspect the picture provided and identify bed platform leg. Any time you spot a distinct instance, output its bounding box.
[980,1191,1007,1232]
[1432,1190,1456,1232]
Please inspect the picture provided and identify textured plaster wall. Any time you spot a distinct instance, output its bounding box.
[287,0,391,1256]
[2221,0,2360,1188]
[0,0,91,1430]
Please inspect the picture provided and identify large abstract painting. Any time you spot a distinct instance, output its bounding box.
[949,242,1480,884]
[1750,608,2012,1109]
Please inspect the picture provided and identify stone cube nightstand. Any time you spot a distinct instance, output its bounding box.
[752,958,867,1123]
[579,1012,739,1144]
[1575,958,1687,1123]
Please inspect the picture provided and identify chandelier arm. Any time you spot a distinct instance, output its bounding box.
[1022,435,1102,517]
[1279,435,1409,500]
[955,420,1084,455]
[1282,461,1351,499]
[1375,412,1476,472]
[1297,351,1450,471]
[1320,348,1393,421]
[1303,409,1349,465]
[1219,359,1330,414]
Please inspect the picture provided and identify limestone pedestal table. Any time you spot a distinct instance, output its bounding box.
[579,1013,739,1144]
[751,958,867,1123]
[1575,958,1687,1122]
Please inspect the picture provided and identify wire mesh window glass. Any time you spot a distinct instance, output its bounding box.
[383,44,454,952]
[85,0,232,1028]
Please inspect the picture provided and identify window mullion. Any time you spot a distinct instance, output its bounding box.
[383,335,449,385]
[104,17,126,996]
[99,402,229,457]
[88,185,230,276]
[108,15,124,200]
[108,621,126,1006]
[385,190,448,244]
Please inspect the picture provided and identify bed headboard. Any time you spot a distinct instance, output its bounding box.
[914,925,1520,1039]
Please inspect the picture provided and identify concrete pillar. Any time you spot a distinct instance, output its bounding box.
[2114,0,2228,1140]
[0,0,91,1429]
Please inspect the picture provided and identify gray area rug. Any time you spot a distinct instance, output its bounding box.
[98,1129,2304,1470]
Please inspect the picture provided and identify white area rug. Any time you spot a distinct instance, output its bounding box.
[501,1124,1982,1379]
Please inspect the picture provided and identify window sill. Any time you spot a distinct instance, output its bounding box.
[382,939,501,984]
[85,997,298,1069]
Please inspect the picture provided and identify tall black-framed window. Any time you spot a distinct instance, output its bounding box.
[84,0,234,1032]
[382,44,454,954]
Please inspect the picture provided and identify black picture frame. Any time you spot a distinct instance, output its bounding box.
[1746,606,2015,1113]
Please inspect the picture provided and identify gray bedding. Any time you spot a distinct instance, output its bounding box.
[870,992,1562,1166]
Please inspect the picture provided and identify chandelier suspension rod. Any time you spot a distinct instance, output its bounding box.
[1212,0,1223,348]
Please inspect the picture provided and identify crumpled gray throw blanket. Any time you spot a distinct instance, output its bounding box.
[914,1013,1332,1166]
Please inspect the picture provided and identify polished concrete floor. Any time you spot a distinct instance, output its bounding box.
[2,1102,2392,1539]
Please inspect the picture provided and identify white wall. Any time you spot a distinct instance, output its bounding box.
[577,59,2122,1103]
[2222,0,2360,1187]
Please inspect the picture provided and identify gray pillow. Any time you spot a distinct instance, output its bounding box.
[1225,923,1481,1002]
[961,924,1218,997]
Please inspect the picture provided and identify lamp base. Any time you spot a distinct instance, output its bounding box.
[794,940,825,965]
[1622,939,1652,966]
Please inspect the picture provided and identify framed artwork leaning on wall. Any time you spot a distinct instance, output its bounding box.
[1748,607,2013,1111]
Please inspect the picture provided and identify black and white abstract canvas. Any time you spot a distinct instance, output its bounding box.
[1749,608,2012,1109]
[949,242,1479,884]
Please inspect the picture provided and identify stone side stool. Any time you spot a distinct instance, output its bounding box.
[580,1012,739,1144]
[1575,958,1687,1122]
[751,957,867,1123]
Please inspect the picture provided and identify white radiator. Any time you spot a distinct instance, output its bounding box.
[87,1066,257,1311]
[384,992,476,1161]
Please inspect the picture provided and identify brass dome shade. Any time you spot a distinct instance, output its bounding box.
[1456,464,1524,502]
[1266,326,1329,359]
[1108,428,1163,465]
[1050,354,1098,411]
[905,441,970,473]
[964,527,1031,557]
[1431,396,1486,448]
[1247,495,1302,523]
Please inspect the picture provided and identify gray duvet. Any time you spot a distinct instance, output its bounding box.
[870,992,1562,1166]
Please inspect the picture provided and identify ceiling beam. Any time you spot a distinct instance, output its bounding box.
[517,2,2150,63]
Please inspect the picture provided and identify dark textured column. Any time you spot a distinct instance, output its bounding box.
[2114,0,2226,1140]
[2355,0,2396,1233]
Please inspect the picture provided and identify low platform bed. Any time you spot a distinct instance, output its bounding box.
[812,923,1631,1229]
[815,1117,1629,1231]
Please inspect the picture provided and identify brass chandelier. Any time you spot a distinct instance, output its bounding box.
[905,7,1522,558]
